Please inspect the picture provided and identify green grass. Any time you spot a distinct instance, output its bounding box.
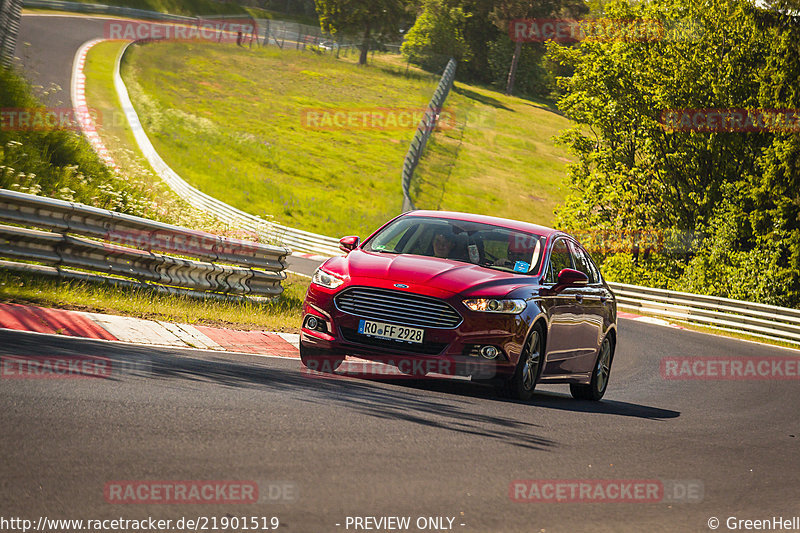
[83,42,172,210]
[0,45,308,331]
[83,40,273,236]
[0,65,156,216]
[0,269,309,332]
[411,84,571,226]
[243,7,319,26]
[122,41,442,238]
[121,42,571,238]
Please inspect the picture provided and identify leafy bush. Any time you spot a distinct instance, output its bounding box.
[0,67,152,215]
[486,37,553,98]
[549,0,800,308]
[401,0,471,73]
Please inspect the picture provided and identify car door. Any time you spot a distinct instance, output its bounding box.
[568,240,606,376]
[539,237,583,378]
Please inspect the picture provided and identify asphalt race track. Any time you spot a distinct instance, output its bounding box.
[3,14,799,533]
[15,15,114,107]
[2,319,799,532]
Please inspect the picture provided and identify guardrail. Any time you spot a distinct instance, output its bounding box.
[608,281,800,346]
[401,57,457,212]
[0,189,291,299]
[0,0,23,68]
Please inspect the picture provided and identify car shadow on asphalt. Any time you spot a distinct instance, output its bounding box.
[0,332,555,451]
[0,331,675,450]
[160,354,559,450]
[529,390,680,420]
[355,377,680,421]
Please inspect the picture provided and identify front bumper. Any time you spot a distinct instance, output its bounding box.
[301,285,528,378]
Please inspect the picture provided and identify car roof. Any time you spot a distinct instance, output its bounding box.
[406,210,559,238]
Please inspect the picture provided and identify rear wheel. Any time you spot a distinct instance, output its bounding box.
[299,343,343,373]
[570,335,614,401]
[501,324,544,401]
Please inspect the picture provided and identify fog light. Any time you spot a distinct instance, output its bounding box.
[306,316,319,330]
[480,345,499,359]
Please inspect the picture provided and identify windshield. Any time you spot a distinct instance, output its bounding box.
[363,216,546,274]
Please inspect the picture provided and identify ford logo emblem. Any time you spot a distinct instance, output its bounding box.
[394,284,409,289]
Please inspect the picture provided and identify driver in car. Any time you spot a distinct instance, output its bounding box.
[432,229,457,259]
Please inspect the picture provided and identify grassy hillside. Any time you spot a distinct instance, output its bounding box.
[0,65,155,216]
[122,42,442,238]
[0,64,308,330]
[122,42,571,238]
[411,84,570,225]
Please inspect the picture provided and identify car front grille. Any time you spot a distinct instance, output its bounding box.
[334,287,463,329]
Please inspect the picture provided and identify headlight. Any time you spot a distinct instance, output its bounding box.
[312,268,345,289]
[463,298,526,314]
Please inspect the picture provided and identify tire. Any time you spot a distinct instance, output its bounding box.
[570,335,614,401]
[299,342,343,373]
[501,323,544,401]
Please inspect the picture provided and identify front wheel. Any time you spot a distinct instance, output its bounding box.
[570,335,614,401]
[501,324,544,401]
[299,343,343,373]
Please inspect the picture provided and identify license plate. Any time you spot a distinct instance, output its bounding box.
[358,320,424,344]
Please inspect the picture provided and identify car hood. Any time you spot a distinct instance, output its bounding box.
[332,250,532,297]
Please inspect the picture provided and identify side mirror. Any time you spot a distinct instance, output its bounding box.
[556,268,589,288]
[339,236,360,253]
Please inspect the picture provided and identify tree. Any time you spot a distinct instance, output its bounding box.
[401,0,471,72]
[457,0,499,82]
[315,0,411,65]
[490,0,586,95]
[548,0,800,307]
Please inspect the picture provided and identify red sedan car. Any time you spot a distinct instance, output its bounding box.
[300,211,617,401]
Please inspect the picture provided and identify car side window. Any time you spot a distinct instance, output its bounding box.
[585,250,603,284]
[569,241,596,284]
[544,238,573,284]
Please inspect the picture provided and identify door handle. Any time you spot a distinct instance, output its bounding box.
[600,296,608,304]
